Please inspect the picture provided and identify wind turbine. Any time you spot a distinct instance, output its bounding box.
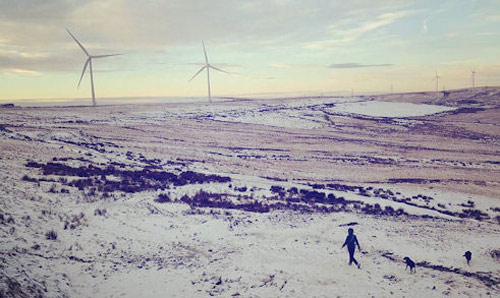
[67,29,121,106]
[432,71,441,92]
[189,41,228,103]
[471,68,477,89]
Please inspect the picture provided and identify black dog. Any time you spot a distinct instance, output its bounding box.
[463,251,472,265]
[403,257,416,273]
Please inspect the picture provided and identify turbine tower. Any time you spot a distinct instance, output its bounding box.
[432,71,441,92]
[471,68,477,89]
[67,29,121,106]
[189,41,228,103]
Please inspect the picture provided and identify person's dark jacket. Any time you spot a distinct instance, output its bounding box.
[342,234,361,250]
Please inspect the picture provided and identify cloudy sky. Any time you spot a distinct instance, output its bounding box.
[1,0,499,101]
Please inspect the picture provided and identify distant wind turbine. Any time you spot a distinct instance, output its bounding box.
[432,71,441,92]
[67,29,121,106]
[189,41,229,103]
[471,68,477,89]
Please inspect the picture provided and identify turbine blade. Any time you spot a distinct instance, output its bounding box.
[209,65,229,74]
[92,54,122,59]
[188,66,206,82]
[77,58,90,88]
[202,41,208,64]
[66,28,89,56]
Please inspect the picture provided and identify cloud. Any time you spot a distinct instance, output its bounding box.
[0,1,414,74]
[63,0,332,49]
[486,14,500,22]
[269,62,393,70]
[333,11,409,40]
[0,46,90,73]
[270,62,293,69]
[328,63,393,69]
[439,59,477,66]
[0,1,409,49]
[0,0,336,73]
[304,10,410,49]
[3,68,41,76]
[477,32,499,36]
[270,62,323,70]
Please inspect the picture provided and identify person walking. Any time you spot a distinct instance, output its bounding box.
[341,228,361,269]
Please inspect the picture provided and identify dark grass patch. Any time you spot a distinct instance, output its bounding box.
[94,208,107,216]
[63,212,85,230]
[416,261,499,288]
[0,124,12,133]
[45,230,57,240]
[168,187,411,218]
[317,182,493,223]
[22,175,38,182]
[387,178,442,184]
[458,209,490,221]
[155,194,171,203]
[25,161,231,194]
[449,107,485,114]
[262,176,288,182]
[179,191,272,213]
[338,222,358,227]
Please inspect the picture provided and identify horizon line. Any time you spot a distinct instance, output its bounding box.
[0,85,496,103]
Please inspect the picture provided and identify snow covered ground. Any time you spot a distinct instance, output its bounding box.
[213,98,455,129]
[1,91,499,297]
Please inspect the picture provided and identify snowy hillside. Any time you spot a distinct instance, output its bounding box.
[1,91,499,297]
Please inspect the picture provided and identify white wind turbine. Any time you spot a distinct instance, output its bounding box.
[471,68,477,89]
[189,41,228,103]
[432,70,441,92]
[67,29,121,106]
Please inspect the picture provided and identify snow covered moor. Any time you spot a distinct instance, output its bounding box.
[1,88,499,297]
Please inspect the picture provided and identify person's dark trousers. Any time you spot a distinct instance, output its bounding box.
[348,246,358,265]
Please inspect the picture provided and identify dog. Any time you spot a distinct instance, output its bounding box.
[463,251,472,265]
[403,257,416,273]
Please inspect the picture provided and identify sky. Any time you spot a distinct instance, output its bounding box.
[1,0,499,102]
